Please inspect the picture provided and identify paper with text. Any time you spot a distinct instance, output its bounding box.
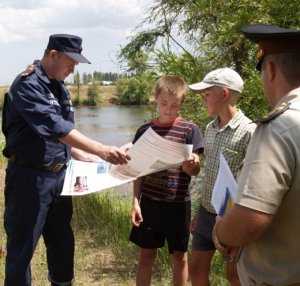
[61,127,193,196]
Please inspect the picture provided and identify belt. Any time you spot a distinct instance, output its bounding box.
[9,155,67,173]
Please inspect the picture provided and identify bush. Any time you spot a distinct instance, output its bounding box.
[180,92,210,130]
[239,66,268,120]
[83,83,100,106]
[116,72,156,105]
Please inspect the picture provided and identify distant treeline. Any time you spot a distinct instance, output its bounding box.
[73,71,123,84]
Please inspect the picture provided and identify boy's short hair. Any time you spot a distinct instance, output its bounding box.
[153,75,188,101]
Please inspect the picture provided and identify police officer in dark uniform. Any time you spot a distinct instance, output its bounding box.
[2,34,129,286]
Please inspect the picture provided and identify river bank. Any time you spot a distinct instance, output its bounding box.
[0,84,120,109]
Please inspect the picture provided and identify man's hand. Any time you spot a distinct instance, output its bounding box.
[213,222,241,262]
[60,129,130,165]
[21,64,36,76]
[131,201,143,227]
[223,247,242,263]
[182,153,200,176]
[102,146,130,165]
[212,217,227,254]
[212,217,241,262]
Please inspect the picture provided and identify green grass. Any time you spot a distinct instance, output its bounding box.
[72,191,171,281]
[0,174,228,285]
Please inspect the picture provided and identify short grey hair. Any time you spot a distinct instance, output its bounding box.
[270,53,300,86]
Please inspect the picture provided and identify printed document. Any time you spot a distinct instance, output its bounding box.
[61,127,193,196]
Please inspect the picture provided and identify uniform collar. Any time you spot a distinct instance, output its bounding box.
[275,87,300,108]
[35,61,51,85]
[257,87,300,123]
[212,110,244,130]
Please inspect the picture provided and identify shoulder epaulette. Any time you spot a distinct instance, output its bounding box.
[289,101,300,111]
[255,102,289,124]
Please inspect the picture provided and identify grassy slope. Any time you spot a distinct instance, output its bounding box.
[0,85,117,110]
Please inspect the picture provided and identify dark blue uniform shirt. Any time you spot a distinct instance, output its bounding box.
[2,62,75,167]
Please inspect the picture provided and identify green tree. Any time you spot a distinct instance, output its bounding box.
[82,72,89,84]
[116,72,156,105]
[85,82,99,106]
[119,0,300,119]
[73,71,81,106]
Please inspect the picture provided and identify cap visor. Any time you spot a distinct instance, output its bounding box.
[188,82,213,91]
[64,52,91,64]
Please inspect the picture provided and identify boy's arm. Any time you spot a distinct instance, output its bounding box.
[133,178,141,204]
[131,178,143,227]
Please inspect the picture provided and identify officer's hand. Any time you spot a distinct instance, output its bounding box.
[21,64,36,77]
[102,146,130,165]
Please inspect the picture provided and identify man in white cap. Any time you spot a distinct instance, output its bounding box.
[188,68,256,286]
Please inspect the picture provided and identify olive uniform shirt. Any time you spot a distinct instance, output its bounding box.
[237,87,300,286]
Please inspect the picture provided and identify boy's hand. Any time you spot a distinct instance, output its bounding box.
[182,153,200,176]
[131,202,143,227]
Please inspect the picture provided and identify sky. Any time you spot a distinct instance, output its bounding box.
[0,0,152,85]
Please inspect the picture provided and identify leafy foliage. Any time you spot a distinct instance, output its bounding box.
[239,67,268,120]
[118,0,300,117]
[180,93,209,130]
[155,49,209,83]
[83,83,100,106]
[116,72,157,105]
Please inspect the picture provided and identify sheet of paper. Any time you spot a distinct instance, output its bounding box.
[110,127,193,178]
[211,152,238,216]
[61,127,193,196]
[61,159,134,196]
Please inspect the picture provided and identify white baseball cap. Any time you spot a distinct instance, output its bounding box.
[189,67,244,93]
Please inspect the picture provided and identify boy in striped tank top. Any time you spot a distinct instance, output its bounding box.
[129,75,204,286]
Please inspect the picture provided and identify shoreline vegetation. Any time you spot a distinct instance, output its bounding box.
[0,82,157,110]
[0,84,121,109]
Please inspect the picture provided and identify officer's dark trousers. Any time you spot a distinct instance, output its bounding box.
[4,162,74,286]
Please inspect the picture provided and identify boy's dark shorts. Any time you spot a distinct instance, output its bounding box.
[191,205,217,251]
[129,195,191,254]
